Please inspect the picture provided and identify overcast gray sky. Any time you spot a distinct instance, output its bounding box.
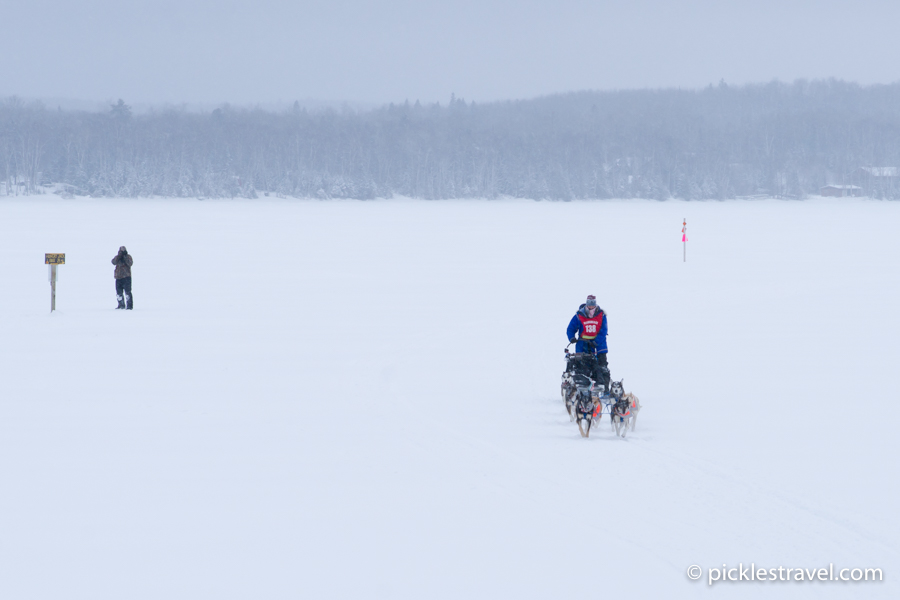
[3,0,900,107]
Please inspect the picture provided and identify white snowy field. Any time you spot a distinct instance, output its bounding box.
[0,196,897,599]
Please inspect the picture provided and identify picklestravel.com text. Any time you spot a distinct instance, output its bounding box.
[685,563,883,585]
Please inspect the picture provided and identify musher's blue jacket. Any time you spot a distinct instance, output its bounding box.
[566,304,608,354]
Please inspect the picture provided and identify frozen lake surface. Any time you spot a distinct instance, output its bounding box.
[0,197,897,599]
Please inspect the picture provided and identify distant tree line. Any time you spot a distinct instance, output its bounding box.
[2,79,900,200]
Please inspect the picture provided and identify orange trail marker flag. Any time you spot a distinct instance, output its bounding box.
[682,219,687,262]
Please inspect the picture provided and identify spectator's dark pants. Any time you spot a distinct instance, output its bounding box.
[116,277,133,309]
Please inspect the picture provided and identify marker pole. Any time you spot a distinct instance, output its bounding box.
[45,254,64,312]
[50,264,57,311]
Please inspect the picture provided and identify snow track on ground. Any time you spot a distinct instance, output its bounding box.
[0,197,897,599]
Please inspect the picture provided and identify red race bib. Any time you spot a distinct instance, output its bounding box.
[577,313,603,339]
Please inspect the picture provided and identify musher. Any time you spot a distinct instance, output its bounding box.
[566,294,610,393]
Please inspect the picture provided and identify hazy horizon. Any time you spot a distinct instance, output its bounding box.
[4,0,900,107]
[10,76,900,115]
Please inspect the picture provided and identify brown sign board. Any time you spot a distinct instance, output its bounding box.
[45,253,65,264]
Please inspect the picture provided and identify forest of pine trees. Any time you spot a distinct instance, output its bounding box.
[2,79,899,200]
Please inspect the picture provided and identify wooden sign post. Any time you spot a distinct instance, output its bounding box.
[45,253,65,312]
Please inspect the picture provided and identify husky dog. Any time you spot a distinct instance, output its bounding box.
[608,380,625,398]
[608,380,641,437]
[563,350,597,427]
[571,370,597,437]
[622,392,641,432]
[608,379,625,433]
[575,389,596,437]
[561,371,577,421]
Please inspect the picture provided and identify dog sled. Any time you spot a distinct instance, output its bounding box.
[562,344,641,439]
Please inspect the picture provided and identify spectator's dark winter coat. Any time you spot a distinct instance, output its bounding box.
[112,247,133,279]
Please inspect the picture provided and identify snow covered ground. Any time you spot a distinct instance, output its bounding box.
[0,196,897,599]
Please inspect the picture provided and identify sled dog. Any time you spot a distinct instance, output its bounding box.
[575,390,596,438]
[608,380,641,437]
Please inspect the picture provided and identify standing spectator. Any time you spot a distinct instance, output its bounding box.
[112,246,134,310]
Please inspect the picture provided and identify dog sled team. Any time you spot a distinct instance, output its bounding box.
[561,294,642,439]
